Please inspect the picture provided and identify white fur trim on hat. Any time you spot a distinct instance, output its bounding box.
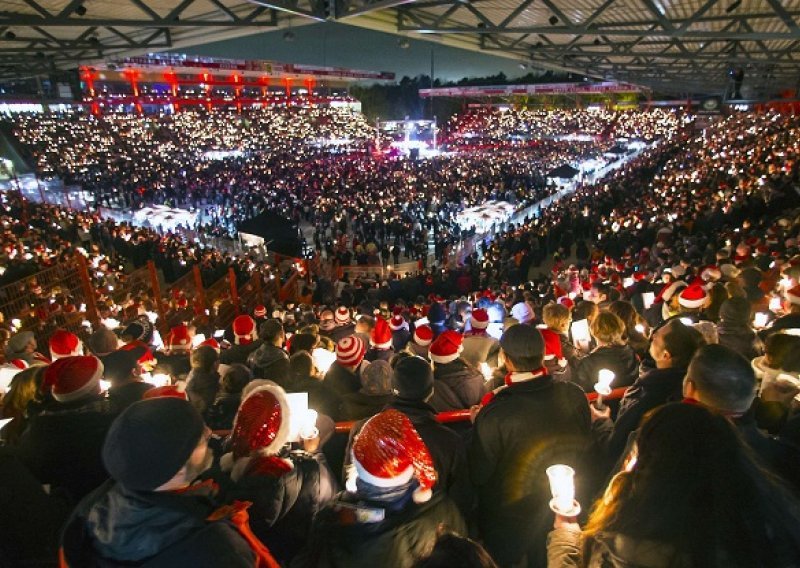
[351,449,415,488]
[429,345,463,365]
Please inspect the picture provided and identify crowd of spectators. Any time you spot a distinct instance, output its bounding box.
[1,105,800,566]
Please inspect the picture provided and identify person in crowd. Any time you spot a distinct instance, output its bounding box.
[765,284,800,336]
[406,325,434,359]
[428,303,448,337]
[285,351,342,421]
[248,318,290,383]
[469,324,592,567]
[329,306,356,343]
[547,403,800,567]
[186,345,221,416]
[574,311,640,393]
[716,296,763,360]
[461,308,500,368]
[18,355,115,503]
[5,331,48,365]
[86,325,119,357]
[365,318,395,363]
[591,320,705,462]
[325,336,369,397]
[428,330,485,412]
[204,363,252,430]
[156,325,193,383]
[48,329,84,360]
[0,363,46,445]
[221,315,263,365]
[607,301,650,359]
[60,397,280,567]
[389,314,412,352]
[223,384,338,564]
[295,409,466,568]
[542,303,580,368]
[540,328,572,382]
[103,345,154,412]
[341,359,394,421]
[413,531,498,568]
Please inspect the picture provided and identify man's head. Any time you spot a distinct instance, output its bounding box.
[649,319,705,369]
[499,324,544,372]
[259,318,285,347]
[588,282,610,305]
[102,397,210,491]
[684,344,756,415]
[101,347,146,387]
[392,356,434,401]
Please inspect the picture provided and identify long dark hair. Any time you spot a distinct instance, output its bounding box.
[582,403,800,567]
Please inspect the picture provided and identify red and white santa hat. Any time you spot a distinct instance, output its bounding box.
[700,265,722,282]
[429,330,464,364]
[45,355,104,403]
[221,384,292,481]
[336,336,366,368]
[167,325,192,351]
[142,384,187,400]
[233,315,257,345]
[786,285,800,306]
[371,318,394,350]
[539,328,567,368]
[470,308,490,330]
[253,305,267,319]
[334,306,351,325]
[413,325,433,347]
[678,284,708,309]
[389,314,407,331]
[351,409,437,503]
[558,296,575,310]
[197,338,221,352]
[49,329,83,360]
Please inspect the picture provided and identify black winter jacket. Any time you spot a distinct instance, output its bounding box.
[574,344,640,393]
[247,343,290,382]
[429,358,485,412]
[324,361,364,397]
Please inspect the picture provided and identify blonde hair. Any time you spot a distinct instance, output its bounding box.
[543,303,571,334]
[590,311,627,346]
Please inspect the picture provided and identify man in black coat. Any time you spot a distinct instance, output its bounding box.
[247,319,290,382]
[468,325,592,568]
[428,330,485,411]
[60,397,279,567]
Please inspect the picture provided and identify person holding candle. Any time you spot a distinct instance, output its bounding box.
[547,403,800,567]
[716,297,763,360]
[468,324,592,567]
[574,312,639,394]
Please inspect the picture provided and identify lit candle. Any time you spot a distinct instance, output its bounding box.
[634,324,645,335]
[300,409,318,440]
[679,317,693,327]
[754,312,769,328]
[479,362,492,381]
[769,296,782,313]
[546,464,581,516]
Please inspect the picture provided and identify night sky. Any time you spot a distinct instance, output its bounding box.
[178,21,531,84]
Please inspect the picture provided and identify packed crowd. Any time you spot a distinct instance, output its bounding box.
[1,106,800,567]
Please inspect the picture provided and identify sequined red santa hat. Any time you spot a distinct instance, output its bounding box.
[334,306,351,325]
[539,328,567,368]
[389,314,407,331]
[413,325,433,347]
[370,318,393,349]
[166,325,192,351]
[678,284,708,309]
[49,329,83,360]
[470,308,490,330]
[232,315,257,345]
[351,409,436,503]
[44,355,104,403]
[429,330,464,364]
[253,305,267,319]
[221,384,291,481]
[336,336,366,367]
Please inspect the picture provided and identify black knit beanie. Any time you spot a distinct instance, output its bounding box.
[392,356,434,401]
[102,397,205,491]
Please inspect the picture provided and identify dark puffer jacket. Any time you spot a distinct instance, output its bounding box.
[574,344,640,393]
[429,358,486,412]
[247,343,290,382]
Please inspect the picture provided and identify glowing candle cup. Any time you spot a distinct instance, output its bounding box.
[754,312,769,329]
[594,368,615,409]
[769,296,782,313]
[479,362,493,381]
[300,409,319,440]
[546,464,581,517]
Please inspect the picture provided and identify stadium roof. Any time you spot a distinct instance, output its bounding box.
[2,0,799,95]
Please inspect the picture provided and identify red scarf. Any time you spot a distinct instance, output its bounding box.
[480,367,548,407]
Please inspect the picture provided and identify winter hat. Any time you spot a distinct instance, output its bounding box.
[45,355,103,403]
[87,326,119,356]
[558,297,575,310]
[392,356,434,401]
[334,306,351,325]
[370,318,394,350]
[678,284,708,309]
[427,303,447,325]
[786,285,800,306]
[719,297,752,326]
[429,330,464,364]
[336,336,367,367]
[389,315,407,332]
[142,384,186,400]
[351,409,437,503]
[253,305,267,319]
[49,330,83,360]
[121,318,153,344]
[539,328,567,368]
[360,359,392,395]
[5,331,35,360]
[197,338,220,352]
[221,384,291,480]
[233,315,257,345]
[166,325,192,351]
[470,308,490,330]
[413,325,434,347]
[102,397,205,491]
[511,302,534,324]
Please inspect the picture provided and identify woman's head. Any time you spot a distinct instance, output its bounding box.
[543,303,571,334]
[589,311,626,346]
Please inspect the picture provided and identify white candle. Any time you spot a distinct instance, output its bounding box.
[595,368,615,395]
[479,362,493,381]
[547,464,580,516]
[300,409,319,440]
[769,296,782,312]
[754,312,769,328]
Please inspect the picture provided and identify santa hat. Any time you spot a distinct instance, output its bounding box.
[142,384,186,400]
[222,384,291,481]
[470,308,490,330]
[167,325,192,351]
[0,359,27,392]
[558,297,575,310]
[678,284,708,309]
[389,315,407,331]
[253,305,267,318]
[351,409,436,503]
[49,330,83,360]
[336,336,366,367]
[45,355,103,403]
[370,318,393,350]
[334,306,351,325]
[429,330,463,364]
[175,297,189,309]
[540,329,567,368]
[233,315,257,345]
[786,285,800,306]
[700,266,722,282]
[198,338,221,352]
[413,325,433,347]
